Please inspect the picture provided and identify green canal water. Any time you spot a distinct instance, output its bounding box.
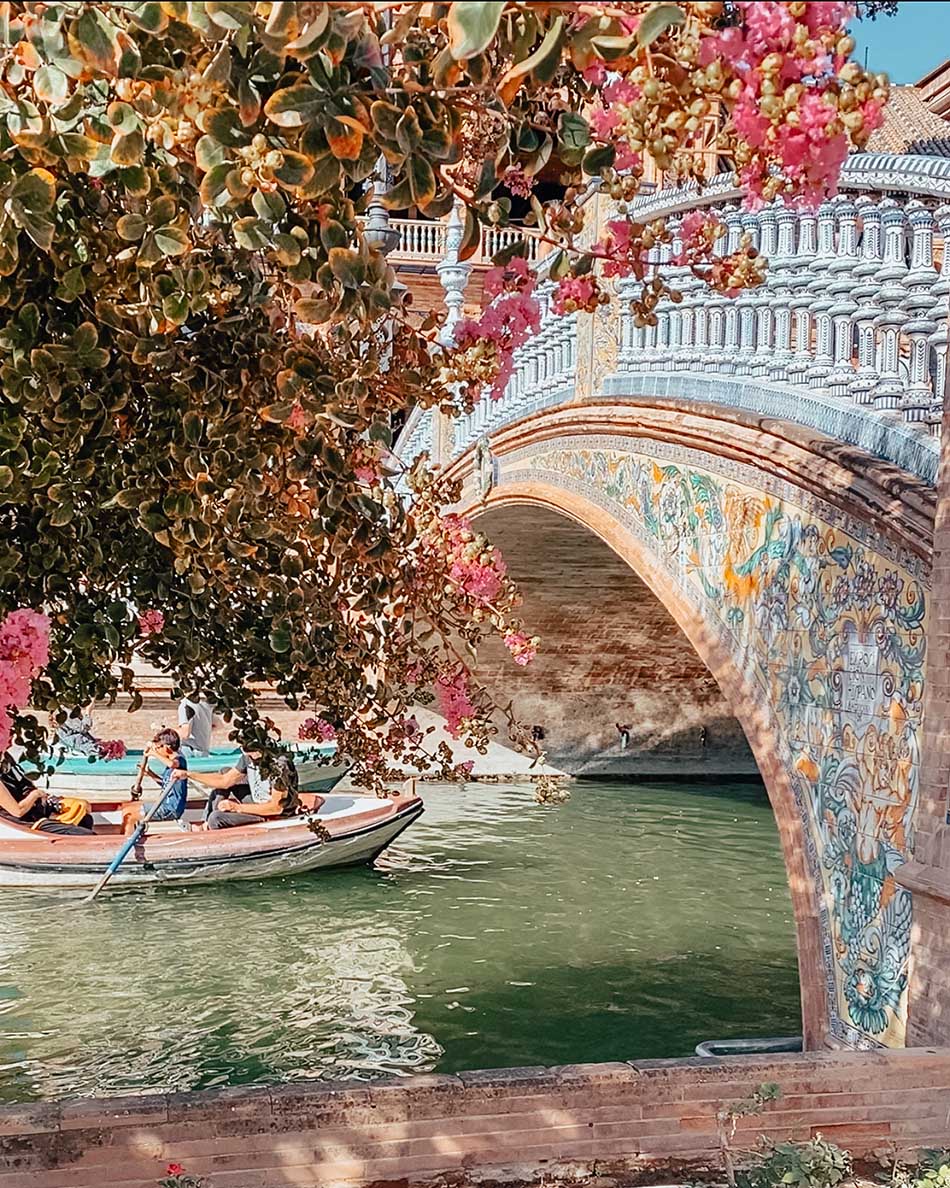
[0,779,800,1103]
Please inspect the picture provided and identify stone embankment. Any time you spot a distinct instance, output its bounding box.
[1,1049,948,1187]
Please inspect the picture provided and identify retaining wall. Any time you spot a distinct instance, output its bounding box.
[3,1049,950,1188]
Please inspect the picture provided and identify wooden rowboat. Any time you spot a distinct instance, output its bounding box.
[0,790,423,891]
[30,743,350,796]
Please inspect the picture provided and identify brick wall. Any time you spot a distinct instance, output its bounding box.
[4,1049,950,1188]
[473,506,756,777]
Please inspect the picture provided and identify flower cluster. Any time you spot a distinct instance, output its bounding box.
[351,445,382,486]
[674,210,766,297]
[97,739,128,761]
[503,630,539,668]
[435,668,477,740]
[503,164,534,198]
[590,78,645,174]
[0,609,50,753]
[445,257,539,401]
[160,1162,205,1188]
[552,275,603,315]
[437,514,508,605]
[138,609,165,636]
[299,717,337,742]
[698,2,886,208]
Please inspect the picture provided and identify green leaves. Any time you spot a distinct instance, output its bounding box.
[446,2,504,60]
[557,112,590,166]
[497,15,565,105]
[72,8,120,73]
[263,84,324,127]
[5,169,57,251]
[637,3,685,46]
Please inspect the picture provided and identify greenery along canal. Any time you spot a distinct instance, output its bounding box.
[0,779,800,1103]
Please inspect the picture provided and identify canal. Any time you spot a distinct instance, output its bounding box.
[0,779,800,1103]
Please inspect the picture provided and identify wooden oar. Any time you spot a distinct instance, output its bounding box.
[130,751,149,801]
[83,756,167,903]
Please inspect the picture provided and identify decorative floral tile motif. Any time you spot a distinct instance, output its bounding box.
[510,441,927,1047]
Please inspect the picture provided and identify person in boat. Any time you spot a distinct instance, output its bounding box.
[124,728,189,833]
[0,753,94,835]
[177,696,222,758]
[177,750,307,830]
[57,706,98,756]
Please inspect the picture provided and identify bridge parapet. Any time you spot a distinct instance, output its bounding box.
[397,152,950,486]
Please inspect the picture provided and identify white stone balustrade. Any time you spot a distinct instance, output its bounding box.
[395,152,950,479]
[387,219,540,266]
[612,187,949,440]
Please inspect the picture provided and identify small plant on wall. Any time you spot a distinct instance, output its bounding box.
[160,1164,205,1188]
[738,1136,852,1188]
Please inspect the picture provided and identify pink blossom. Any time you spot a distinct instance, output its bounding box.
[502,165,533,199]
[503,630,538,667]
[138,609,165,636]
[699,25,746,68]
[435,668,476,739]
[742,2,796,52]
[299,717,337,742]
[583,59,607,85]
[613,143,641,173]
[589,106,620,141]
[97,739,127,761]
[287,402,306,432]
[603,78,640,105]
[552,275,599,315]
[0,608,50,752]
[351,445,381,485]
[449,262,539,400]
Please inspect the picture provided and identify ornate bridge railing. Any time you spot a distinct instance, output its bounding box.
[395,152,950,485]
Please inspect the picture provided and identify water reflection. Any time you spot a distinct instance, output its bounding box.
[0,780,799,1102]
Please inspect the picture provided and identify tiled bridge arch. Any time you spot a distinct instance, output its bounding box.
[444,401,934,1052]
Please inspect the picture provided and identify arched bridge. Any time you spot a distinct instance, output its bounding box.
[394,150,949,1058]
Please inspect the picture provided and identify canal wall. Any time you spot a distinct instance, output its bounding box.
[3,1048,950,1187]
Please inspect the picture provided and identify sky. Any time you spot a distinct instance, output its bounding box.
[849,1,950,84]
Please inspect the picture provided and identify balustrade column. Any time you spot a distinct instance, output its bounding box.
[826,199,860,398]
[901,201,939,424]
[734,212,760,375]
[750,204,777,377]
[804,199,838,389]
[928,206,950,435]
[872,198,909,410]
[849,197,884,404]
[768,203,798,382]
[787,209,818,384]
[616,278,636,372]
[718,207,743,375]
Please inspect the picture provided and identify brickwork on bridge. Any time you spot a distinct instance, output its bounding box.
[473,507,755,777]
[4,1049,950,1188]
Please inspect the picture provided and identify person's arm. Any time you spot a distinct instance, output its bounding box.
[181,766,245,791]
[219,787,284,817]
[177,701,196,742]
[0,779,43,820]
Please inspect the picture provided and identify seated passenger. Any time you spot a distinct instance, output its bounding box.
[181,750,307,830]
[124,729,189,833]
[177,696,222,758]
[0,753,94,835]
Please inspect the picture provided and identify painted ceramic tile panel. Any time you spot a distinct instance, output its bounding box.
[522,443,926,1047]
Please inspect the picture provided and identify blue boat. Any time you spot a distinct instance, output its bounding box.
[31,743,349,796]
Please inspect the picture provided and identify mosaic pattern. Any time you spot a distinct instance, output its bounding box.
[509,441,928,1047]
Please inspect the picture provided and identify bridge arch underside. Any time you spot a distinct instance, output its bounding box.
[456,404,932,1052]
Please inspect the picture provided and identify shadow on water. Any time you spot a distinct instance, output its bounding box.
[0,779,800,1102]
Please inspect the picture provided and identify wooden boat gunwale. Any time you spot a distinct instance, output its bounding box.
[0,792,424,888]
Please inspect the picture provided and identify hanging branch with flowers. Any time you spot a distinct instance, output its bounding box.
[0,1,884,785]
